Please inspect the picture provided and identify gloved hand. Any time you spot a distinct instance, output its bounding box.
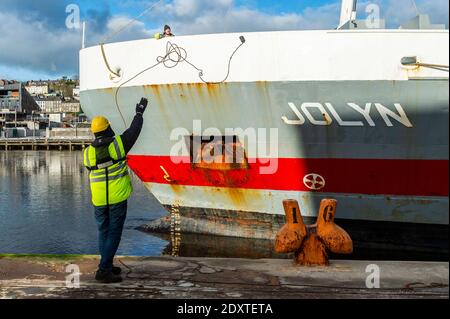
[136,98,148,115]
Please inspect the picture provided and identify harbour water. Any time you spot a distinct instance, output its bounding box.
[0,151,168,256]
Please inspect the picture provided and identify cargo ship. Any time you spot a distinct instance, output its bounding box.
[80,1,449,256]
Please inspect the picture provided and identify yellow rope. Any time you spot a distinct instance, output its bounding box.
[414,62,449,73]
[416,63,449,69]
[100,43,121,78]
[99,0,164,79]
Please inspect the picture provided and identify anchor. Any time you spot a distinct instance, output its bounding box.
[275,199,353,266]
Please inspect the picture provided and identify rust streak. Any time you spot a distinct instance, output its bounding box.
[225,187,247,206]
[102,87,115,95]
[145,85,163,105]
[323,113,332,126]
[206,83,220,100]
[169,184,184,196]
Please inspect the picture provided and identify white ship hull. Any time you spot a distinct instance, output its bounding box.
[80,29,449,253]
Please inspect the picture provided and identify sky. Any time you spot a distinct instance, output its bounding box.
[0,0,448,81]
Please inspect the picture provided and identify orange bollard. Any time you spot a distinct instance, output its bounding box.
[274,199,307,253]
[316,199,353,254]
[295,233,329,266]
[274,198,353,266]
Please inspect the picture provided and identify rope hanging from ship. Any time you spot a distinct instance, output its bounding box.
[96,0,246,128]
[99,0,164,78]
[109,38,246,128]
[101,0,164,45]
[409,63,449,73]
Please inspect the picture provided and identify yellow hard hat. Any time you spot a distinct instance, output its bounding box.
[91,116,110,134]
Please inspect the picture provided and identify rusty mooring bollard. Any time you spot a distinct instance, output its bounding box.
[274,200,307,253]
[275,199,353,266]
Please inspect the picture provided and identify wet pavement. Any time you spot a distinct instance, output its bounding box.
[0,255,448,299]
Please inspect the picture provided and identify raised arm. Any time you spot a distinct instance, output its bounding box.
[121,98,148,155]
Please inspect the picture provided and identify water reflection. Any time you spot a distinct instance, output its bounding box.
[151,232,287,259]
[0,151,167,256]
[150,230,449,261]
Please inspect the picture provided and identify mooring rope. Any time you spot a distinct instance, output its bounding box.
[99,0,164,78]
[95,0,246,129]
[100,0,164,45]
[113,38,246,128]
[413,62,449,72]
[100,44,121,78]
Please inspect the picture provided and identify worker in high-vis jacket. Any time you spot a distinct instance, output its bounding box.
[154,24,175,39]
[83,97,148,283]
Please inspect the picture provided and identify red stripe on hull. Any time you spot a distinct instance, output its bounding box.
[127,156,449,197]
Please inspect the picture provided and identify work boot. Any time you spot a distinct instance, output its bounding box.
[95,270,122,283]
[112,266,122,275]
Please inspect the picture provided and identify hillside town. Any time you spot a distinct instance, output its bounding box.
[0,78,91,140]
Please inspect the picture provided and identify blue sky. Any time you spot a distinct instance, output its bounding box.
[0,0,448,81]
[76,0,335,20]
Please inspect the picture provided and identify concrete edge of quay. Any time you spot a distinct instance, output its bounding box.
[0,254,448,299]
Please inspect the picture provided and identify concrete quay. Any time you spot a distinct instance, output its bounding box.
[0,255,448,299]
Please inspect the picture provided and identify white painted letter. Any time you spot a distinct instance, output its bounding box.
[326,103,364,126]
[375,103,413,127]
[301,103,332,126]
[282,102,305,125]
[348,103,375,126]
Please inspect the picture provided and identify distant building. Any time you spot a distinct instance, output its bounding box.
[35,97,80,114]
[61,100,81,113]
[35,97,58,113]
[49,113,64,123]
[73,86,80,101]
[25,81,49,96]
[0,80,40,132]
[0,80,39,114]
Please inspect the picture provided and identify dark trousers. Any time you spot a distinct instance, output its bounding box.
[94,200,127,272]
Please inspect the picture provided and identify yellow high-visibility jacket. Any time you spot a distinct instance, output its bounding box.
[83,136,132,207]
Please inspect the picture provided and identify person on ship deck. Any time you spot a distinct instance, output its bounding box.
[155,25,175,39]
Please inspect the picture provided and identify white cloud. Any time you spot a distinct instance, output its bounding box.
[153,0,448,34]
[95,16,158,44]
[0,12,157,79]
[148,0,340,34]
[0,12,81,77]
